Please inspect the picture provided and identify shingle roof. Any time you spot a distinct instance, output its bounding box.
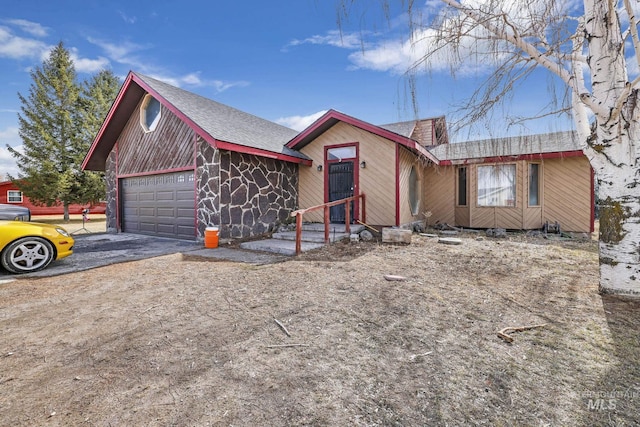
[134,73,307,160]
[428,131,582,161]
[378,121,416,138]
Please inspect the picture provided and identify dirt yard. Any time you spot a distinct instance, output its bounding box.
[1,228,639,426]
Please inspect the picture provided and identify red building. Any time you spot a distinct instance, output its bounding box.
[0,180,106,216]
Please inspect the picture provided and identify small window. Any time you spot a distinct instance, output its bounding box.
[7,190,22,203]
[140,94,161,132]
[408,166,421,215]
[326,146,356,161]
[477,164,516,207]
[529,163,540,206]
[457,167,467,206]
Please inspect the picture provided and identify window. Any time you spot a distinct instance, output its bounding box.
[408,166,421,215]
[326,146,356,161]
[457,167,467,206]
[7,190,22,203]
[529,163,540,206]
[477,164,516,207]
[140,94,161,132]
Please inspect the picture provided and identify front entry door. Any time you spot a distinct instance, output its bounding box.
[328,161,354,223]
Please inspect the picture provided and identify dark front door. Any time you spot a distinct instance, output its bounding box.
[328,161,354,223]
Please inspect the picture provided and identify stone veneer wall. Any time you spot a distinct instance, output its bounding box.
[196,139,221,238]
[218,150,298,239]
[104,150,118,233]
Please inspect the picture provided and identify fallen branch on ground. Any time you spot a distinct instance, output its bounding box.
[265,344,309,348]
[274,318,291,337]
[497,324,548,343]
[384,275,407,281]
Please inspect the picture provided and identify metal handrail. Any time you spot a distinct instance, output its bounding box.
[290,194,366,255]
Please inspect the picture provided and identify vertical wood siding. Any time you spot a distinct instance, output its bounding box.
[117,98,196,175]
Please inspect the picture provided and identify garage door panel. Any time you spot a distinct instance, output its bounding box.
[156,191,175,201]
[176,190,194,201]
[157,207,176,217]
[138,191,155,201]
[121,171,196,240]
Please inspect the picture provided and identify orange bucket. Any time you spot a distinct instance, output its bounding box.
[204,226,219,249]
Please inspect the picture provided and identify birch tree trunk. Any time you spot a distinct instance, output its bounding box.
[578,0,640,294]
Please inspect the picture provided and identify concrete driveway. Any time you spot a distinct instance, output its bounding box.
[0,233,288,280]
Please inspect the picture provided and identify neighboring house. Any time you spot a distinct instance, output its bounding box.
[0,180,106,216]
[82,71,594,241]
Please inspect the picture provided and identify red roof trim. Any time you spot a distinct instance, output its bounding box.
[82,73,136,170]
[83,71,309,170]
[214,140,312,165]
[286,109,439,163]
[116,166,195,179]
[437,150,585,165]
[130,73,309,164]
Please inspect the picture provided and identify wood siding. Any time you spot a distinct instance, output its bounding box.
[426,156,592,232]
[542,156,592,232]
[117,98,196,176]
[299,121,397,225]
[424,165,456,226]
[398,146,423,225]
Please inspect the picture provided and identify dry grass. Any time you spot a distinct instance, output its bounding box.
[32,214,107,234]
[1,232,639,426]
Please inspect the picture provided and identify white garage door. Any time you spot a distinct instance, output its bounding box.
[121,171,196,240]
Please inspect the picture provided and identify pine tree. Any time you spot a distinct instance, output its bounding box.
[73,69,122,209]
[8,42,119,221]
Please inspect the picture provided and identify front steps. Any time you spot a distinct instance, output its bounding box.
[240,223,365,256]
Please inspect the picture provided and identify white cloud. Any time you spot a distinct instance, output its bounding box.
[285,30,364,51]
[0,126,22,178]
[69,47,110,73]
[276,110,328,131]
[4,19,48,37]
[117,11,137,24]
[150,72,250,93]
[0,25,50,60]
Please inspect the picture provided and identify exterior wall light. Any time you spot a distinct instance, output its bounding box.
[360,161,366,168]
[317,164,323,172]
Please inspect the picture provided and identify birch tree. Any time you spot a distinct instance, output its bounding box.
[340,0,640,295]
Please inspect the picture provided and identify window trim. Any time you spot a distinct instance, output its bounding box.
[408,165,421,216]
[456,166,468,207]
[7,190,23,203]
[528,162,541,207]
[139,94,161,133]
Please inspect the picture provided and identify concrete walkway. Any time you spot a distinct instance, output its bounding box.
[239,223,364,256]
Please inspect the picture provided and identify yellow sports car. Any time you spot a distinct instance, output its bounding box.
[0,220,74,274]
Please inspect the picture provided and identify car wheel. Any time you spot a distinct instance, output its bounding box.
[1,237,55,274]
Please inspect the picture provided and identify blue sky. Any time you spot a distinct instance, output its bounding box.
[0,1,574,177]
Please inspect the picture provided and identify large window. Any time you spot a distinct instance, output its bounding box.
[7,190,22,203]
[529,163,540,206]
[477,164,516,207]
[457,167,467,206]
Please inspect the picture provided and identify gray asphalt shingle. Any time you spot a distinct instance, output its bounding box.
[135,72,307,160]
